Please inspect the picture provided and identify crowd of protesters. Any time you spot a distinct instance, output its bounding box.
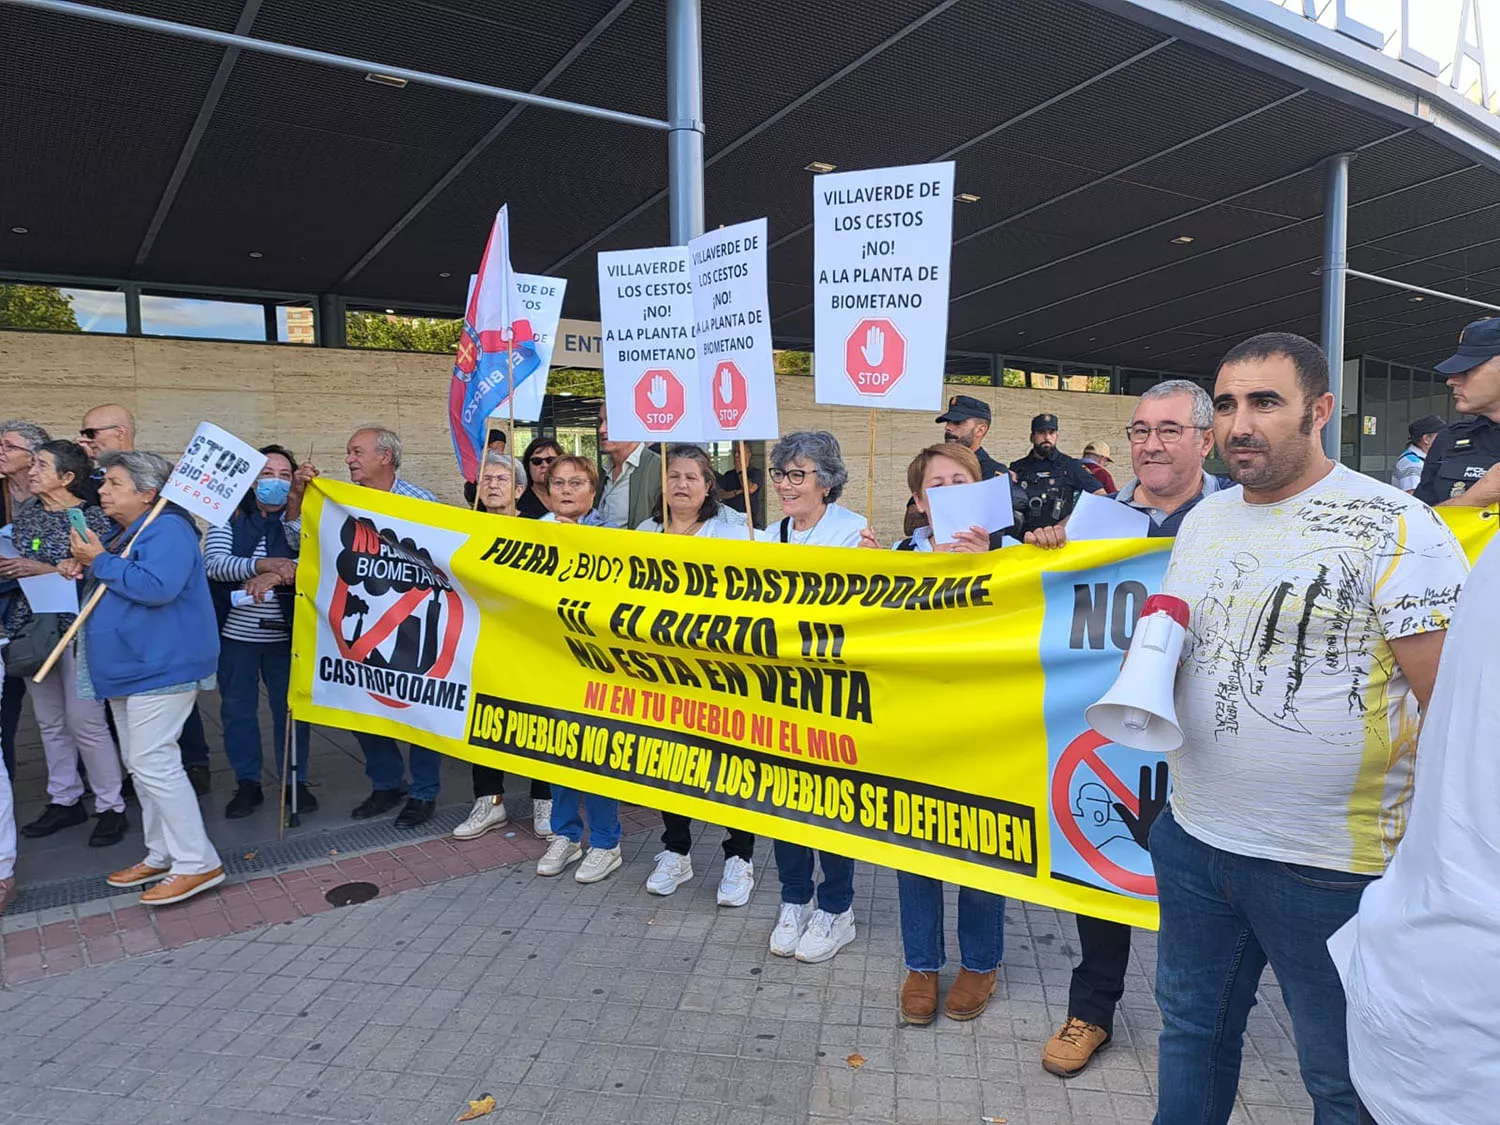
[1,320,1499,1123]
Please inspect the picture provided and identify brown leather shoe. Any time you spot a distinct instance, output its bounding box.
[139,868,225,907]
[899,970,939,1025]
[1042,1016,1112,1077]
[107,861,170,888]
[0,877,16,915]
[944,968,997,1021]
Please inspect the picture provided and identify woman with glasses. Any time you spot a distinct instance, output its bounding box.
[0,420,49,779]
[753,432,867,963]
[0,441,127,848]
[453,452,556,842]
[518,437,563,520]
[631,445,756,905]
[535,455,619,884]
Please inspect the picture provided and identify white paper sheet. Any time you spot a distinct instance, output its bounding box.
[1064,490,1151,541]
[925,475,1014,546]
[18,572,78,614]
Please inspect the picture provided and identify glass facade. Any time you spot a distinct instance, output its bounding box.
[1351,356,1456,483]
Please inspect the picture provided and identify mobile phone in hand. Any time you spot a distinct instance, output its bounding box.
[66,508,89,537]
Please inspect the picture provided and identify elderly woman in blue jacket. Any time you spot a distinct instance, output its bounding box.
[62,450,224,907]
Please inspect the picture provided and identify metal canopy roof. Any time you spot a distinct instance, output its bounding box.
[3,0,1499,375]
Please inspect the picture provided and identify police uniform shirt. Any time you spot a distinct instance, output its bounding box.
[1011,447,1102,494]
[974,446,1008,480]
[1414,416,1500,506]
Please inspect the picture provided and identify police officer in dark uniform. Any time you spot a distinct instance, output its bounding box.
[934,394,1008,479]
[1416,317,1500,508]
[1010,412,1106,532]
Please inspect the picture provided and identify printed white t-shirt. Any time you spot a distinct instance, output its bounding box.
[1160,463,1467,873]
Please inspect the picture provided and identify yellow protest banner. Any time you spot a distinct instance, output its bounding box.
[289,479,1495,929]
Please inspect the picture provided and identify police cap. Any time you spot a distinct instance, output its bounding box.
[936,394,991,424]
[1031,413,1059,433]
[1435,317,1500,375]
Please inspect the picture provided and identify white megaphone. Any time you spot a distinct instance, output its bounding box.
[1084,594,1189,752]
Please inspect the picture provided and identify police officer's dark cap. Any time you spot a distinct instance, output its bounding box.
[1434,317,1500,375]
[1408,414,1445,441]
[1031,413,1059,433]
[936,395,991,424]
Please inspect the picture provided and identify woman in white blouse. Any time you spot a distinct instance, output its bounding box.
[754,431,868,964]
[635,445,755,906]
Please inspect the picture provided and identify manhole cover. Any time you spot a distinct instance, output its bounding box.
[324,881,379,907]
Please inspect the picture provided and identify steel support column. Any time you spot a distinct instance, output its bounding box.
[1319,153,1350,462]
[666,0,705,245]
[316,293,344,348]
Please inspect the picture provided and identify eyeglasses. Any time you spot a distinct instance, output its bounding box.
[1125,423,1205,445]
[769,468,809,485]
[549,477,590,491]
[0,441,33,455]
[79,425,123,440]
[529,455,557,466]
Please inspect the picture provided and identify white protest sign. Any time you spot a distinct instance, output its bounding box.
[499,272,568,424]
[164,421,268,526]
[598,246,700,443]
[813,161,955,411]
[690,218,780,440]
[925,475,1014,546]
[1065,490,1151,541]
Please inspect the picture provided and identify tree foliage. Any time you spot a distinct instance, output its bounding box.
[345,311,463,354]
[546,367,604,397]
[0,284,80,331]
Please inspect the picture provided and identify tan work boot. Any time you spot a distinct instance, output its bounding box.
[1042,1016,1112,1076]
[899,970,939,1025]
[944,968,997,1021]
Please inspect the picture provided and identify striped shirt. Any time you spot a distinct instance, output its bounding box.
[203,523,292,643]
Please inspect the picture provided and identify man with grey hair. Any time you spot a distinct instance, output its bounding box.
[285,425,442,829]
[1029,378,1228,1079]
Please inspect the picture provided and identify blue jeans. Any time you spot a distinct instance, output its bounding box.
[355,732,440,801]
[550,786,620,849]
[1151,806,1374,1125]
[218,638,309,784]
[774,842,854,914]
[896,870,1006,973]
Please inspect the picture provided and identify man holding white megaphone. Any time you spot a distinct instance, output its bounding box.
[1027,380,1226,1079]
[1130,333,1467,1125]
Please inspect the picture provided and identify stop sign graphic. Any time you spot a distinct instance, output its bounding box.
[844,318,907,396]
[633,368,685,433]
[711,360,749,430]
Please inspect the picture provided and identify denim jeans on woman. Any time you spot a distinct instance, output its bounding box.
[1150,806,1374,1125]
[550,787,620,849]
[773,843,854,914]
[218,638,308,783]
[896,871,1005,973]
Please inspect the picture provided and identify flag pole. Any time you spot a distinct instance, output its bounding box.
[865,409,878,524]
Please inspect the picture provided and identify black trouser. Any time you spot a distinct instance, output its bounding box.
[1067,914,1132,1034]
[660,811,754,861]
[0,674,24,778]
[471,763,550,801]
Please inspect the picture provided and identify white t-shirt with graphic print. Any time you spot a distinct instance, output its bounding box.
[1160,463,1468,874]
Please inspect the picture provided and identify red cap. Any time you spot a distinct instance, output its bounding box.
[1142,594,1189,629]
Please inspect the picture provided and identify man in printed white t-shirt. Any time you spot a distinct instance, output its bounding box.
[1151,332,1468,1125]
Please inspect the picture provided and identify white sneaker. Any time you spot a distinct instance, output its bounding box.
[768,900,814,957]
[536,836,582,877]
[453,796,508,840]
[645,850,693,896]
[575,845,622,884]
[532,798,554,838]
[794,908,855,963]
[716,856,755,907]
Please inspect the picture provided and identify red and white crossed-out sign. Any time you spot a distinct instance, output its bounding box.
[812,161,955,412]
